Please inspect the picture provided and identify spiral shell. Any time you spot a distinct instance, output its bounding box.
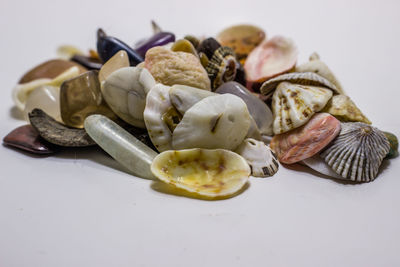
[320,122,390,182]
[205,46,238,90]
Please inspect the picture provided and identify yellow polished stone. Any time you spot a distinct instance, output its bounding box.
[98,50,129,84]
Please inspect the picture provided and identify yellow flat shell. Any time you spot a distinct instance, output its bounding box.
[151,148,250,198]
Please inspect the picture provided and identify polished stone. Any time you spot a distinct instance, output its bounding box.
[23,85,61,123]
[99,50,129,84]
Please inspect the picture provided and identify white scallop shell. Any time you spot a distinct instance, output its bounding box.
[102,67,156,128]
[151,148,251,198]
[172,94,251,150]
[143,84,173,152]
[272,82,333,134]
[235,138,279,177]
[320,122,390,182]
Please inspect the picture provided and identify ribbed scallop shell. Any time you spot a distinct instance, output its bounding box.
[320,122,390,182]
[205,46,238,90]
[260,72,339,96]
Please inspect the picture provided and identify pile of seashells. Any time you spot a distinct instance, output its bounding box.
[4,22,398,199]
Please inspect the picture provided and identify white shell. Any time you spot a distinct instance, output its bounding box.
[235,138,279,177]
[12,66,80,111]
[301,154,342,179]
[172,94,251,150]
[151,148,251,198]
[272,82,333,134]
[102,67,156,128]
[320,122,390,182]
[143,84,173,152]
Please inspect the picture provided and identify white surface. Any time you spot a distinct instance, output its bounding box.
[1,0,400,266]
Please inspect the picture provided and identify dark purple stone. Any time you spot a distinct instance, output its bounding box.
[3,125,58,154]
[134,32,175,58]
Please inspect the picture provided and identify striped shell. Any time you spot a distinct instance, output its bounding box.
[260,72,339,97]
[320,122,390,182]
[272,82,333,134]
[205,46,238,90]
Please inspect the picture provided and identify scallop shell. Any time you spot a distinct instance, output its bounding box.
[322,94,371,124]
[205,46,238,90]
[320,122,390,182]
[172,94,251,151]
[235,138,279,177]
[295,52,344,94]
[272,82,333,134]
[260,72,339,97]
[143,84,174,152]
[383,131,398,159]
[151,148,251,198]
[244,36,298,83]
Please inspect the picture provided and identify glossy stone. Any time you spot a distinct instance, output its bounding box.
[29,109,95,147]
[216,81,273,135]
[19,59,87,84]
[134,31,175,58]
[60,70,115,128]
[23,85,61,123]
[171,39,198,56]
[3,125,58,154]
[84,115,158,179]
[98,50,130,84]
[97,28,143,66]
[71,54,103,70]
[197,37,221,60]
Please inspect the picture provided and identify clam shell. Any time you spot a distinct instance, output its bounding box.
[322,94,371,124]
[143,84,174,152]
[235,138,279,177]
[295,52,344,94]
[260,72,339,97]
[151,148,251,198]
[272,82,333,134]
[172,94,251,151]
[205,46,238,90]
[244,36,298,83]
[320,122,390,182]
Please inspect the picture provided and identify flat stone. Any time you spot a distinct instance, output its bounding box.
[3,125,58,154]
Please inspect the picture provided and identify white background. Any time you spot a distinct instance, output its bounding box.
[1,0,400,266]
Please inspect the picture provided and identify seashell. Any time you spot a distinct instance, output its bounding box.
[19,59,86,84]
[96,28,143,66]
[169,84,217,115]
[383,131,398,159]
[235,138,279,177]
[143,84,174,152]
[320,122,390,182]
[71,54,103,70]
[29,109,95,147]
[3,125,59,155]
[98,50,130,84]
[295,52,344,94]
[171,39,198,56]
[260,72,339,97]
[244,36,298,83]
[13,66,81,111]
[246,117,262,140]
[172,94,251,151]
[23,85,61,123]
[272,82,333,134]
[270,113,341,164]
[301,155,342,179]
[197,37,221,60]
[102,67,156,128]
[215,81,273,136]
[184,35,200,49]
[84,115,158,179]
[322,94,371,124]
[205,46,238,90]
[216,24,266,64]
[151,148,251,198]
[144,46,211,90]
[56,45,84,60]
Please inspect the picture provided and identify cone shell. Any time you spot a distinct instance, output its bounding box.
[270,113,341,164]
[235,138,279,177]
[151,148,251,198]
[272,82,333,134]
[320,122,390,182]
[322,94,371,124]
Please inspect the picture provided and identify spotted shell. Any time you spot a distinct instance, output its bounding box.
[260,72,339,97]
[322,94,371,124]
[320,122,390,182]
[205,46,238,90]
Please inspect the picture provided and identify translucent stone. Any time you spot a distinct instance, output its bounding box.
[23,85,61,123]
[60,70,115,128]
[98,50,129,84]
